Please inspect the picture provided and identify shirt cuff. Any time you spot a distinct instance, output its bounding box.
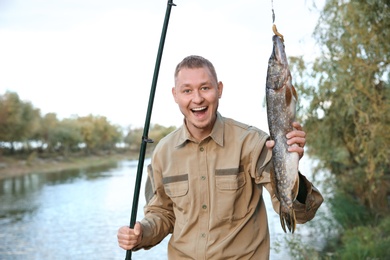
[293,173,324,223]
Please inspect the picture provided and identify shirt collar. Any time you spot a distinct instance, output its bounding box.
[175,112,225,148]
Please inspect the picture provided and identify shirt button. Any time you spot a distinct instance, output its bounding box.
[201,233,206,238]
[201,176,206,180]
[202,204,207,210]
[199,147,204,152]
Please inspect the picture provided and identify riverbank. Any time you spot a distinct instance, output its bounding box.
[0,151,143,180]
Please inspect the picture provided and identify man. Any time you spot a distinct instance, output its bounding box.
[117,55,323,259]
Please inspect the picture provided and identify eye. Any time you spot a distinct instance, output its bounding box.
[183,89,191,94]
[201,86,210,91]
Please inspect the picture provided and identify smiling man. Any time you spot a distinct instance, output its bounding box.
[117,55,323,259]
[172,59,223,141]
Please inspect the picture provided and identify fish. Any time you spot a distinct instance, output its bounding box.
[266,34,299,233]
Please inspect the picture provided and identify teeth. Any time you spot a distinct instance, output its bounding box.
[192,107,206,111]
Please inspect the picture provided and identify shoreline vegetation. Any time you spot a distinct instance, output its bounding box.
[0,91,176,182]
[0,91,175,182]
[0,150,146,181]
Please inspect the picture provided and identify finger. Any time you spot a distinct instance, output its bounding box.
[286,130,306,139]
[287,137,306,147]
[288,145,304,159]
[266,140,275,149]
[118,234,139,250]
[117,231,131,245]
[118,239,135,250]
[117,235,133,250]
[117,226,141,250]
[134,222,142,236]
[292,121,303,130]
[118,226,131,235]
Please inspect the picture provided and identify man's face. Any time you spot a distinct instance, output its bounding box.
[172,67,223,139]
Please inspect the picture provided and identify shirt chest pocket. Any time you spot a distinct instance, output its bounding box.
[163,177,189,197]
[163,174,189,222]
[215,166,246,190]
[215,166,248,221]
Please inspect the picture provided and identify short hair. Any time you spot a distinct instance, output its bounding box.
[174,55,218,84]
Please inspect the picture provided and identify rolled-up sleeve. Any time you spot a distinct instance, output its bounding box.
[292,173,323,223]
[254,142,323,224]
[133,164,175,250]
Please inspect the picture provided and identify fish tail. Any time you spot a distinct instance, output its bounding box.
[279,206,297,233]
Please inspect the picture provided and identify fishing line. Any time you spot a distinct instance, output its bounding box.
[271,0,284,41]
[271,0,275,23]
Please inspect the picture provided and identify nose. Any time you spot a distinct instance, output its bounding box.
[192,90,204,104]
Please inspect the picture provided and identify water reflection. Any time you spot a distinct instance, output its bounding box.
[0,161,140,260]
[0,163,118,219]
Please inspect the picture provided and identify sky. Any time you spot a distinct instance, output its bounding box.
[0,0,324,130]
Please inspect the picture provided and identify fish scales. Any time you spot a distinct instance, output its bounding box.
[266,35,299,233]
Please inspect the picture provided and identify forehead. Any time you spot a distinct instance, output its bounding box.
[176,67,214,85]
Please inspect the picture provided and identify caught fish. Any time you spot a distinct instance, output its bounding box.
[266,33,299,233]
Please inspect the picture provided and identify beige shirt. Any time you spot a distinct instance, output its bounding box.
[137,113,323,259]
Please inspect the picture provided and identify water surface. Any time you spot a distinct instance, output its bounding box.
[0,158,322,259]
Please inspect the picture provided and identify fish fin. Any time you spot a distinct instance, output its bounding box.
[280,206,297,233]
[279,204,287,233]
[292,174,300,201]
[292,85,298,100]
[289,209,297,233]
[269,167,279,199]
[270,167,280,200]
[285,86,292,106]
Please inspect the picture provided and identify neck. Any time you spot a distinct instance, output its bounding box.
[185,118,216,142]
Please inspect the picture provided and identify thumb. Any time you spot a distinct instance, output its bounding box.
[134,222,142,236]
[266,139,275,149]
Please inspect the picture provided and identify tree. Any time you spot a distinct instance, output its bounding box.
[34,113,60,152]
[148,124,176,144]
[293,0,390,214]
[0,91,41,151]
[284,1,390,257]
[124,124,176,151]
[124,126,143,150]
[54,118,83,156]
[92,115,122,150]
[77,115,123,154]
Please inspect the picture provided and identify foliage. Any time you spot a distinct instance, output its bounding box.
[77,115,122,153]
[124,126,143,150]
[148,124,176,144]
[53,118,84,155]
[291,0,390,215]
[288,0,390,258]
[0,91,41,149]
[328,191,372,229]
[336,216,390,259]
[0,91,176,157]
[124,124,176,150]
[35,112,60,152]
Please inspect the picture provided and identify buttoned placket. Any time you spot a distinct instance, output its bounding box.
[196,139,209,260]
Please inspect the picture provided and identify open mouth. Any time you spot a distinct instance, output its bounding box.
[191,106,208,116]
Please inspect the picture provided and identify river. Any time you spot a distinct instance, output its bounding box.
[0,158,322,260]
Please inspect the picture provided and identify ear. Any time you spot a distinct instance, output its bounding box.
[172,86,178,103]
[217,81,223,98]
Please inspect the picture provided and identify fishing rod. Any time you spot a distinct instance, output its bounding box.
[125,1,176,259]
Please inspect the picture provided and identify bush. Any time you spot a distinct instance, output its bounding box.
[337,216,390,259]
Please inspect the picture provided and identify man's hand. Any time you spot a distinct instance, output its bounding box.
[265,122,306,159]
[117,222,143,250]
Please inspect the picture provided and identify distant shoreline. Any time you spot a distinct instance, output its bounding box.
[0,152,142,181]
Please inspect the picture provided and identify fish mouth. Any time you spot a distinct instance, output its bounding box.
[272,35,287,65]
